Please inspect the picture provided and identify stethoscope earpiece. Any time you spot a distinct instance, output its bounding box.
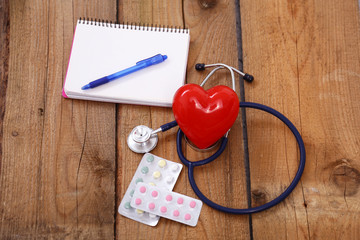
[243,73,254,82]
[195,63,206,71]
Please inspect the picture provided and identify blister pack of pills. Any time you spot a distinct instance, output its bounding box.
[118,153,183,226]
[131,182,203,227]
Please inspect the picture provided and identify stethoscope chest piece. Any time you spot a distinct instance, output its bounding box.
[127,125,158,153]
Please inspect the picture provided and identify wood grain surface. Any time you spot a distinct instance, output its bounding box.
[241,0,360,239]
[0,0,116,238]
[0,0,359,239]
[0,0,9,171]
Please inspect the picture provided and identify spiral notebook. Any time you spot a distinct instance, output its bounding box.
[63,19,190,107]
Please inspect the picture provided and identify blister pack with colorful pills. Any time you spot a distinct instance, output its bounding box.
[118,153,183,226]
[131,182,203,227]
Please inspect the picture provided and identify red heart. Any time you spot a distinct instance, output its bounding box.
[172,84,239,149]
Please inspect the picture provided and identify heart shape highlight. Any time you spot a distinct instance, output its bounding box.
[173,84,239,149]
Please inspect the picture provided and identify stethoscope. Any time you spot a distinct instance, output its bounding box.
[127,63,306,214]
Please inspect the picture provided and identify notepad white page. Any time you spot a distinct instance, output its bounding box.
[63,20,190,107]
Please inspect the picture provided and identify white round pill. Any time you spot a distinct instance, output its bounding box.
[149,213,157,218]
[171,164,179,172]
[166,176,174,184]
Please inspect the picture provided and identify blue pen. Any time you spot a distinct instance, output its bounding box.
[81,54,168,90]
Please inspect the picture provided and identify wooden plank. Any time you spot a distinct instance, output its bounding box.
[240,0,360,239]
[0,1,51,237]
[294,0,360,239]
[240,0,309,239]
[0,0,9,170]
[0,0,116,238]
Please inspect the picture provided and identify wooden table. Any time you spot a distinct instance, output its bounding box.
[1,0,359,239]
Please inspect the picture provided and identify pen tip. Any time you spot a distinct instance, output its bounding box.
[81,84,90,90]
[162,55,168,61]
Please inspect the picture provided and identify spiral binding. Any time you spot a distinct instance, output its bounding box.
[78,17,189,34]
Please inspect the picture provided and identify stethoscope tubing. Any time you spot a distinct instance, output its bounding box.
[176,101,306,214]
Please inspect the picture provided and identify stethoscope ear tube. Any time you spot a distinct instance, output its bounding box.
[176,130,228,167]
[177,101,306,214]
[126,61,305,214]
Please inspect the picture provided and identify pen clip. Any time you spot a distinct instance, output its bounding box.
[136,54,162,65]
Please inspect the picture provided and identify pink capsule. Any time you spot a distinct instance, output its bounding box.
[184,213,191,220]
[166,194,173,202]
[160,206,167,213]
[151,190,158,198]
[173,210,180,217]
[139,186,146,193]
[177,197,184,204]
[190,201,196,208]
[148,202,155,210]
[135,198,142,205]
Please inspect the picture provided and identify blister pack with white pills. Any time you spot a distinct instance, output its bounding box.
[118,153,183,226]
[131,182,203,227]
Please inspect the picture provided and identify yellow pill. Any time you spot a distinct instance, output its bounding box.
[149,182,156,186]
[153,171,161,179]
[158,160,166,168]
[136,209,144,214]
